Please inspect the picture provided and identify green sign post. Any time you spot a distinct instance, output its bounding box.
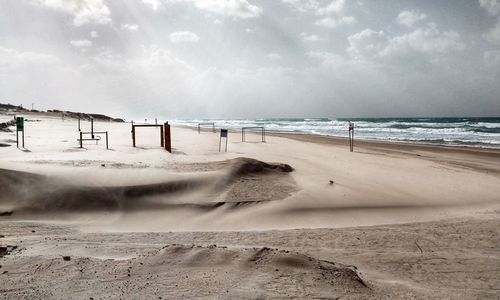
[16,116,24,148]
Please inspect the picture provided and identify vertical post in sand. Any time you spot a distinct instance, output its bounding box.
[160,125,164,147]
[105,131,109,149]
[219,129,228,152]
[78,118,81,132]
[90,118,94,138]
[348,122,354,152]
[164,122,171,153]
[79,131,83,148]
[16,117,24,148]
[132,122,136,147]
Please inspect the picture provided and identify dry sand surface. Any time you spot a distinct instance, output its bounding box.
[1,112,499,299]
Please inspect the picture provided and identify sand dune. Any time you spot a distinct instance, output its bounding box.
[0,242,371,299]
[0,157,295,214]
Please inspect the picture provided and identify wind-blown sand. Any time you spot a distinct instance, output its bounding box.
[1,113,499,299]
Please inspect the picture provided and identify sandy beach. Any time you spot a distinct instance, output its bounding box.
[1,113,499,299]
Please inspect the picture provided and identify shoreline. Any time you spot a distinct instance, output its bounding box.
[183,124,500,156]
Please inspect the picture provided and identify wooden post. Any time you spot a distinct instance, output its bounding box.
[80,131,83,148]
[160,125,164,147]
[132,125,136,147]
[164,122,171,153]
[105,131,109,149]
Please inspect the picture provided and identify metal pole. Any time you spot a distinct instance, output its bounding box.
[80,131,83,148]
[106,131,108,149]
[352,126,354,152]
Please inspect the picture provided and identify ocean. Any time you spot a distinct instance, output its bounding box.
[171,117,500,149]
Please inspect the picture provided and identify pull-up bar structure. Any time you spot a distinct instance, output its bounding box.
[77,118,109,149]
[131,122,171,153]
[198,122,216,133]
[241,127,266,142]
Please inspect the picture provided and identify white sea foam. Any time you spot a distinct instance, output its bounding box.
[170,118,500,148]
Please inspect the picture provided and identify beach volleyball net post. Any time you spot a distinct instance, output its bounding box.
[348,122,354,152]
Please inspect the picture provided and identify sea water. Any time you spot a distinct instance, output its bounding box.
[171,117,500,148]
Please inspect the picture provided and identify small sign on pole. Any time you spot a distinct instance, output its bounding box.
[16,117,25,148]
[348,121,354,152]
[219,129,228,152]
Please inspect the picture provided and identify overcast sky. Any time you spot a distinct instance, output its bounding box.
[1,0,499,119]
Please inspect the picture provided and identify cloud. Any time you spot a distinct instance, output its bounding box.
[483,21,500,44]
[27,0,112,26]
[281,0,320,13]
[194,0,262,18]
[312,0,355,29]
[170,31,200,43]
[347,29,388,59]
[130,45,195,72]
[397,10,428,27]
[90,31,99,38]
[479,0,500,16]
[318,0,345,15]
[301,33,326,41]
[382,28,464,57]
[122,23,140,32]
[142,0,162,11]
[0,47,61,69]
[347,25,464,62]
[70,39,93,48]
[267,53,282,60]
[306,51,343,67]
[483,50,500,70]
[315,15,355,28]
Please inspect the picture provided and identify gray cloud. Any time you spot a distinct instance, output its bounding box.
[0,0,499,118]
